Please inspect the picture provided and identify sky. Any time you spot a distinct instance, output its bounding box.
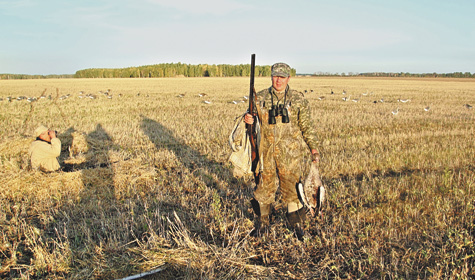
[0,0,474,75]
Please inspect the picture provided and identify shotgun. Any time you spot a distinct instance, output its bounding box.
[247,54,259,177]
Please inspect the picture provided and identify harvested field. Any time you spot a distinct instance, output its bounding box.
[1,77,474,279]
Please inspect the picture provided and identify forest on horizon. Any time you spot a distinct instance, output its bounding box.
[1,62,473,79]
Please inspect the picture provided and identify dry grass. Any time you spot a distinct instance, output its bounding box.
[1,77,474,279]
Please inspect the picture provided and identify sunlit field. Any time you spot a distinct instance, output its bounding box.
[1,77,474,279]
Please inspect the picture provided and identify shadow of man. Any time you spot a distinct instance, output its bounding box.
[59,124,117,250]
[57,127,75,168]
[80,123,115,199]
[141,115,246,189]
[140,115,250,231]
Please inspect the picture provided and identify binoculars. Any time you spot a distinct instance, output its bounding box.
[268,104,289,124]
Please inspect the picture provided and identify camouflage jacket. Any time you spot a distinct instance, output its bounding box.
[254,85,318,153]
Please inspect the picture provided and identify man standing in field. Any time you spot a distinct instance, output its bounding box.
[29,125,62,172]
[244,62,319,240]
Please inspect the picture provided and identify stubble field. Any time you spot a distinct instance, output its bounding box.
[0,77,474,279]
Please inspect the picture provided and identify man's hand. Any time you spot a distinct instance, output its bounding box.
[311,149,319,163]
[244,113,254,125]
[48,130,57,139]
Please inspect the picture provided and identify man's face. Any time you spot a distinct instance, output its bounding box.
[272,75,290,92]
[39,130,52,142]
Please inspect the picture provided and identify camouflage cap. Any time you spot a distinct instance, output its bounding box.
[271,62,291,77]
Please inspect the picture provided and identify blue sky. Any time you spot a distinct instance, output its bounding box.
[0,0,474,75]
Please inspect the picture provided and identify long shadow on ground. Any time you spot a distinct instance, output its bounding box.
[140,116,252,237]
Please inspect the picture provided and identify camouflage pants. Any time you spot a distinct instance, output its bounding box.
[253,121,308,205]
[254,157,301,206]
[252,88,314,206]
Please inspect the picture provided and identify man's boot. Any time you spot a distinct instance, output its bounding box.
[250,198,271,237]
[286,206,306,241]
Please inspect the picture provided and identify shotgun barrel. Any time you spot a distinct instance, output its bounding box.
[247,54,259,175]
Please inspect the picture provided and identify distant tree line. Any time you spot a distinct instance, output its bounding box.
[362,72,474,78]
[304,71,475,78]
[73,63,294,78]
[2,66,473,79]
[0,74,74,80]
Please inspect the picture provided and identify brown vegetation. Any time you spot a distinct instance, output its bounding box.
[0,77,474,279]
